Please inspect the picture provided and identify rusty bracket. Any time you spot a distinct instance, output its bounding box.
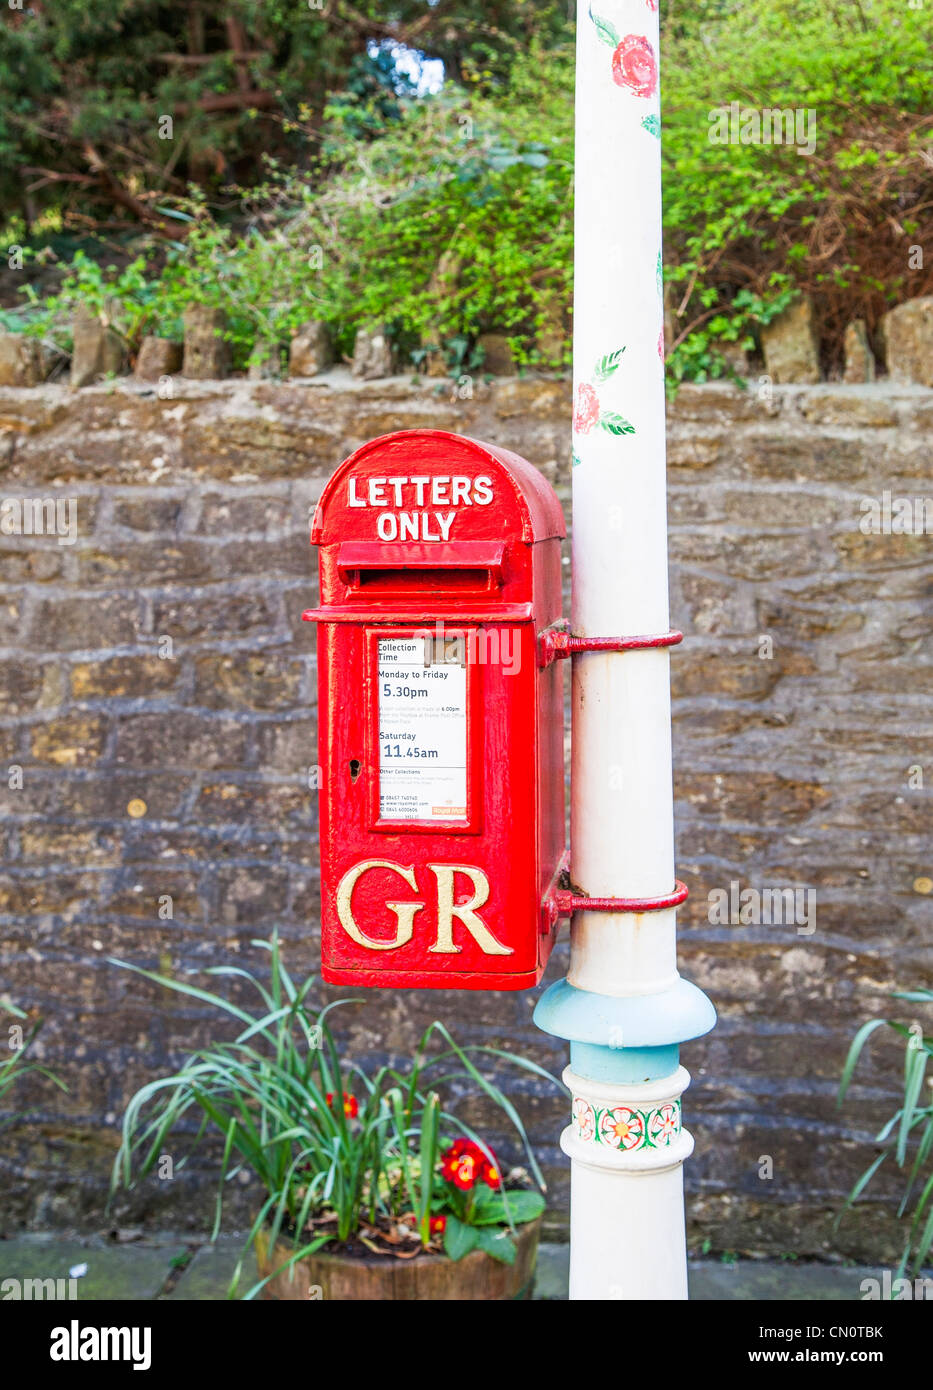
[538,621,683,667]
[543,880,688,933]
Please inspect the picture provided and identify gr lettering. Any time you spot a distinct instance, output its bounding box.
[336,859,511,955]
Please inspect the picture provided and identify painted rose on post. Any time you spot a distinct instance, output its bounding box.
[588,8,659,106]
[573,382,601,435]
[611,35,658,99]
[572,348,636,447]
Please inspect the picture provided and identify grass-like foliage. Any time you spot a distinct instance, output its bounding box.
[109,935,556,1298]
[838,988,933,1276]
[0,1000,67,1129]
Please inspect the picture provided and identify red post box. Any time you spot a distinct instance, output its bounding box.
[304,429,566,989]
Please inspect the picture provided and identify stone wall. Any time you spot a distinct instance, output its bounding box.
[1,371,930,1260]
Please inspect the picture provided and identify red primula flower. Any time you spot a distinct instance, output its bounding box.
[326,1091,358,1119]
[573,382,600,434]
[429,1215,447,1235]
[442,1149,481,1190]
[611,35,658,99]
[440,1139,501,1192]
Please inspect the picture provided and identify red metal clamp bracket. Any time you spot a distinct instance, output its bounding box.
[538,622,683,667]
[543,880,688,933]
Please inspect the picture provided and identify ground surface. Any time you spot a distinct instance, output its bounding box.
[0,1231,890,1300]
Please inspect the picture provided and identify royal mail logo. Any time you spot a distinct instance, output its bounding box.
[336,859,511,956]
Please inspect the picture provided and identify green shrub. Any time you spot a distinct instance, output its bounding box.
[661,0,933,380]
[5,1,931,381]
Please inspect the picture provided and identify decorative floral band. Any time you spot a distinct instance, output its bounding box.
[571,1096,682,1151]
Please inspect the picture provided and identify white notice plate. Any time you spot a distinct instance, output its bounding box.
[377,637,467,821]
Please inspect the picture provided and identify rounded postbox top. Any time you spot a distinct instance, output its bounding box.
[310,429,565,547]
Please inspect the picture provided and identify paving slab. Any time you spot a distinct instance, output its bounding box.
[166,1237,257,1300]
[533,1245,891,1300]
[0,1235,176,1301]
[690,1259,879,1302]
[0,1233,913,1301]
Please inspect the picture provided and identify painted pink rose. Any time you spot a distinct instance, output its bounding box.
[573,382,600,434]
[646,0,658,10]
[611,35,658,99]
[658,327,665,361]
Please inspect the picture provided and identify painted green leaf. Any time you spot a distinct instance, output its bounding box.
[599,412,636,436]
[589,8,620,48]
[642,114,661,139]
[593,346,625,382]
[571,448,583,468]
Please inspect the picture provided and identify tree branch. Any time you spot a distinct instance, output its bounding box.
[80,140,170,230]
[172,89,278,116]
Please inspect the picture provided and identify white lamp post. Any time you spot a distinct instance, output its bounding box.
[534,0,716,1300]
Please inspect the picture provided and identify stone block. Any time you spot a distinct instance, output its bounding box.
[114,713,249,770]
[0,329,44,387]
[247,339,282,380]
[182,305,231,379]
[70,655,180,700]
[135,336,183,380]
[194,653,304,711]
[881,296,933,386]
[842,319,875,384]
[288,321,333,378]
[30,714,108,766]
[70,305,128,388]
[351,325,394,379]
[477,332,517,375]
[761,297,820,384]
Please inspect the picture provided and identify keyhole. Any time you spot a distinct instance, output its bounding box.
[349,759,361,782]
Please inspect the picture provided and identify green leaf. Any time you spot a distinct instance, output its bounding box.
[593,346,625,382]
[642,114,661,138]
[838,1018,889,1103]
[417,1090,440,1244]
[837,1150,888,1219]
[598,412,636,436]
[475,1228,517,1264]
[589,10,620,48]
[443,1213,479,1261]
[897,1042,928,1166]
[471,1187,545,1226]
